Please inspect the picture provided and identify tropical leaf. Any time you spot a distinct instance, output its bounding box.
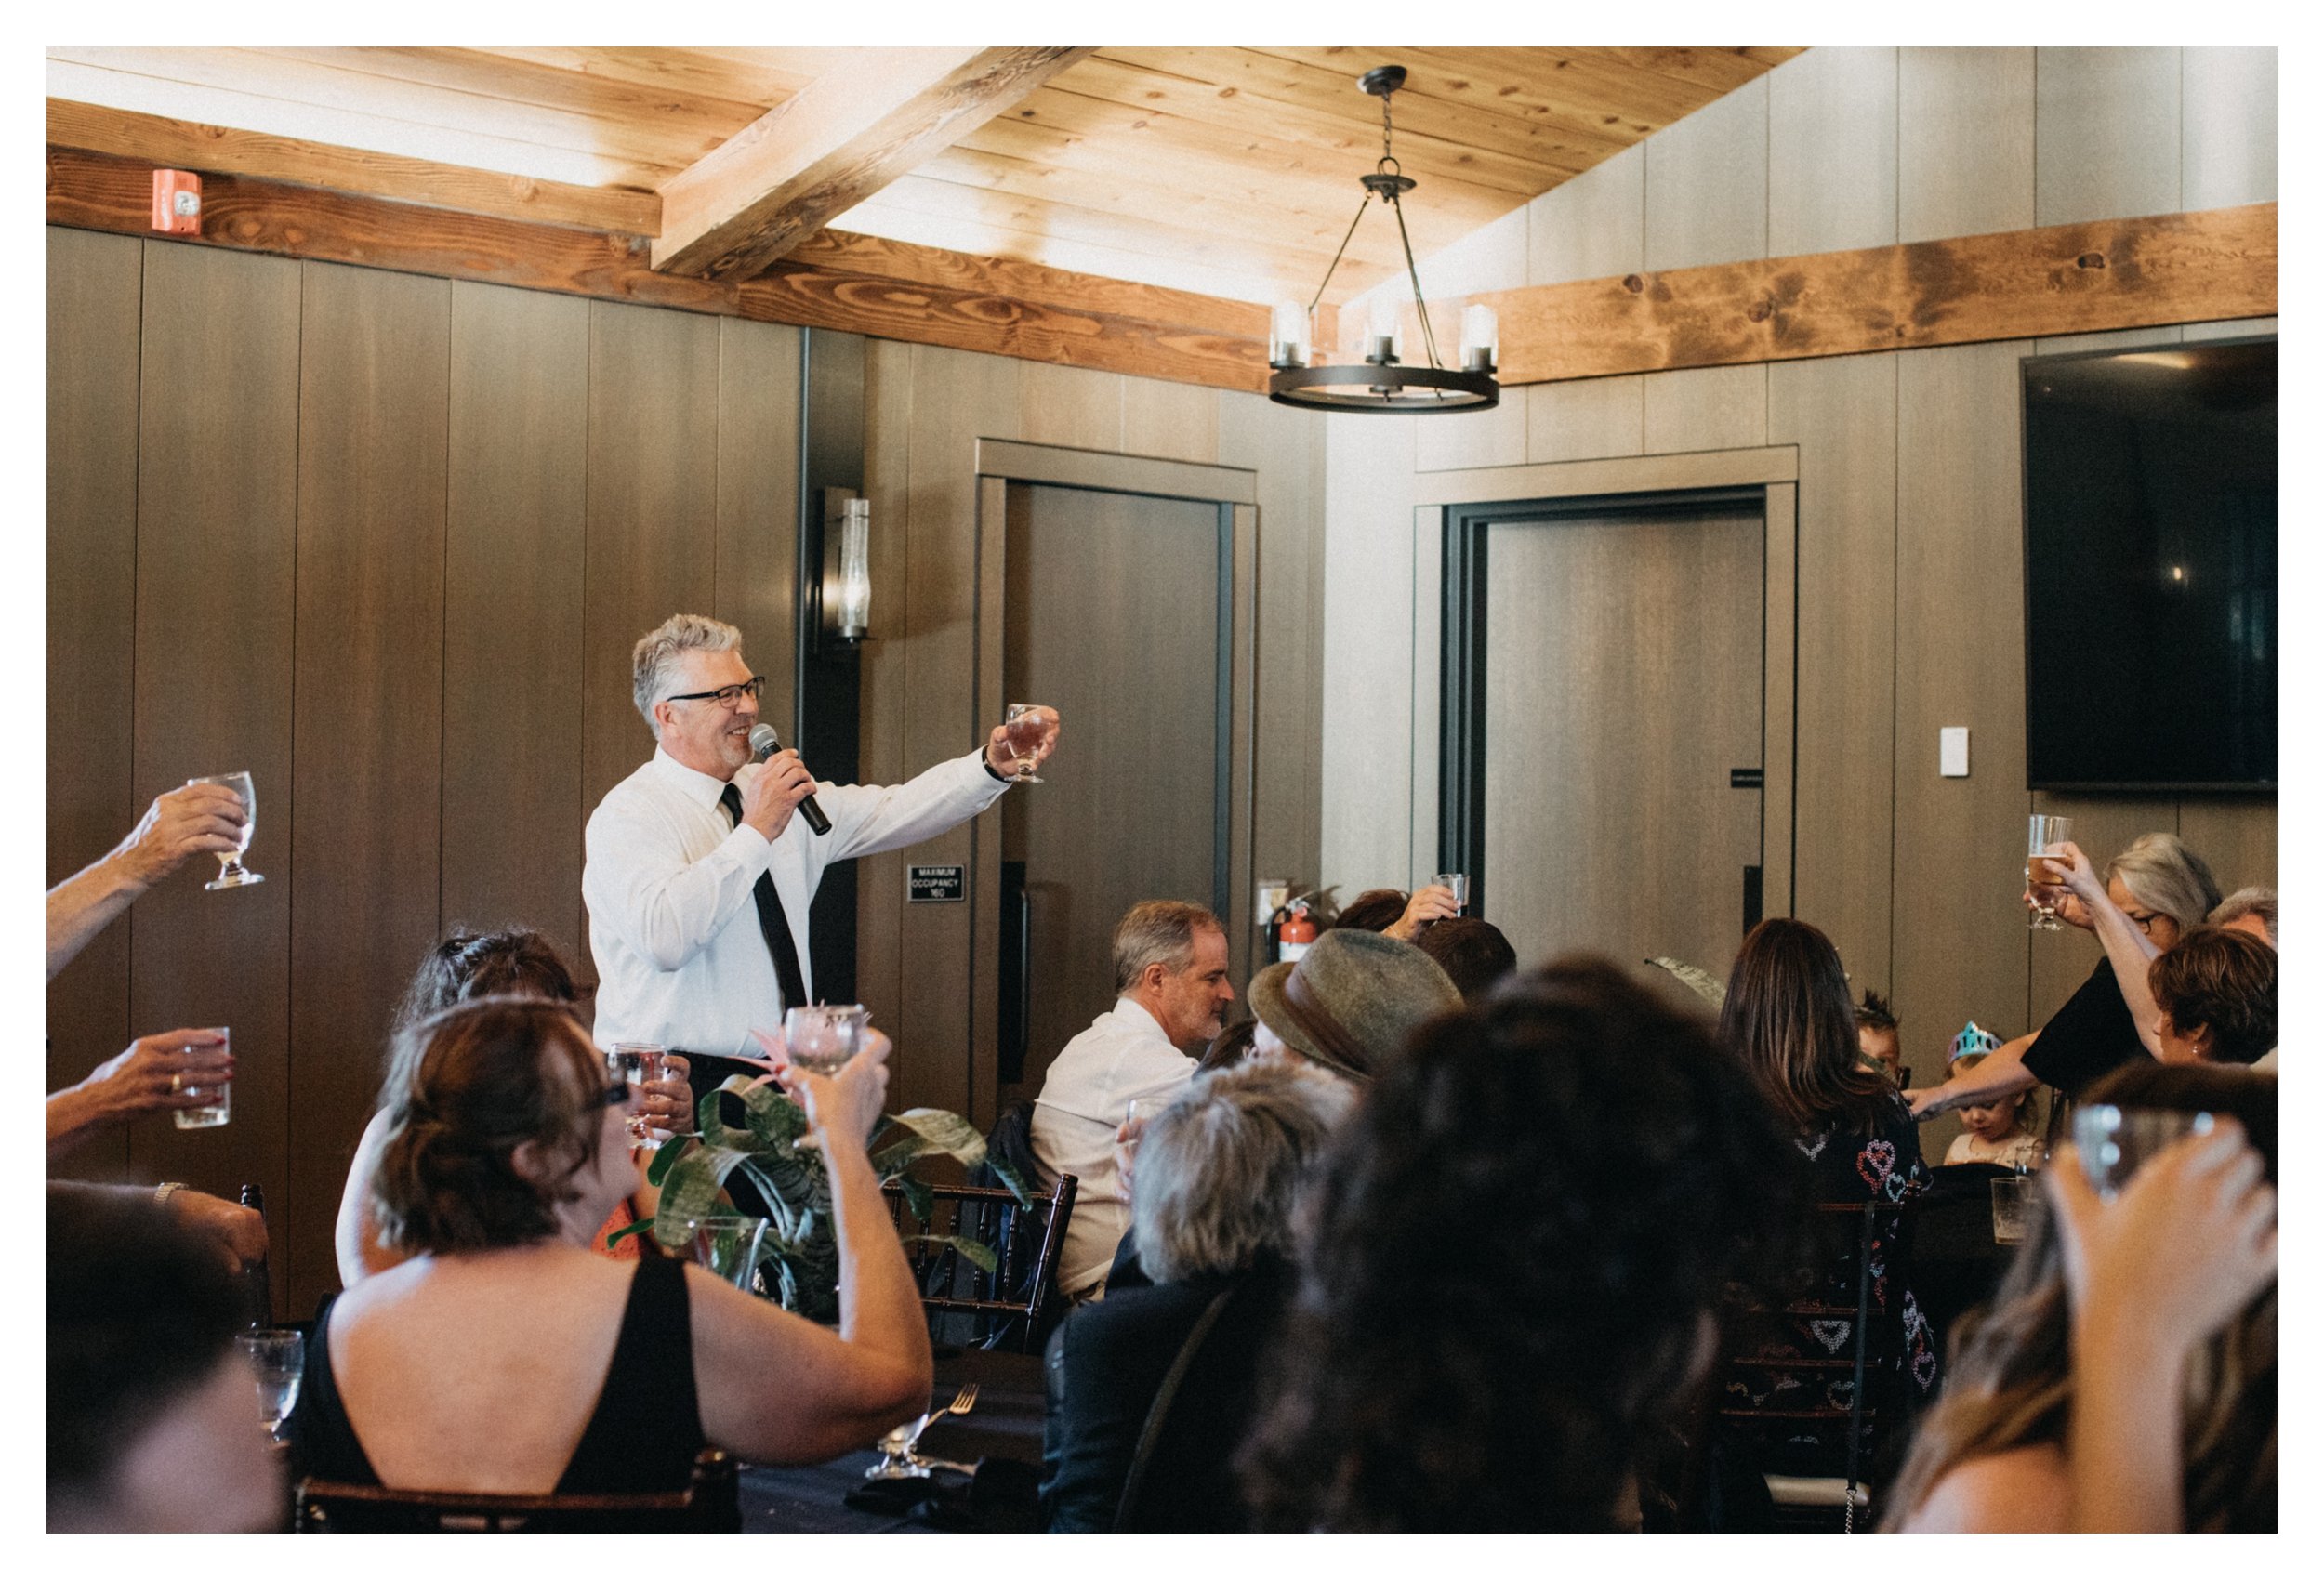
[652,1141,756,1252]
[881,1108,989,1169]
[1644,955,1727,1008]
[604,1218,655,1247]
[903,1233,998,1274]
[891,1173,933,1225]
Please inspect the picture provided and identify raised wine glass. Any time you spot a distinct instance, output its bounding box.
[997,704,1055,783]
[194,770,264,889]
[610,1043,677,1150]
[2026,814,2073,931]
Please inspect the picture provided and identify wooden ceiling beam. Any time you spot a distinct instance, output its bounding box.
[46,97,661,236]
[45,141,1275,393]
[652,46,1093,281]
[1463,203,2277,383]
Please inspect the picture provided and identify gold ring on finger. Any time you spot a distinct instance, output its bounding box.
[170,1073,182,1093]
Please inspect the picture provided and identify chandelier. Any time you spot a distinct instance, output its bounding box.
[1268,65,1499,414]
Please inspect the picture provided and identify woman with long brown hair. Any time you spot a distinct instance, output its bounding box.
[1718,918,1939,1471]
[1887,1062,2276,1530]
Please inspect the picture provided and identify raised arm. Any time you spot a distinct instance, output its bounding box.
[687,1032,934,1464]
[47,783,246,980]
[2046,1127,2275,1531]
[47,1029,236,1160]
[818,747,1016,863]
[1908,1030,2040,1120]
[2049,841,2167,1057]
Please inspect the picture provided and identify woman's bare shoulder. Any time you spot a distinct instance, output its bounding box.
[1899,1442,2070,1532]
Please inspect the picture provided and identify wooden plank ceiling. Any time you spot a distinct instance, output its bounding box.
[46,46,1800,309]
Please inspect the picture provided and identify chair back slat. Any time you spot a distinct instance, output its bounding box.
[881,1173,1077,1352]
[295,1449,739,1532]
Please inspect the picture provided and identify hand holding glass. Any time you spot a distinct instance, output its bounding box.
[610,1044,678,1149]
[997,704,1057,783]
[1433,873,1469,914]
[194,771,264,889]
[2026,814,2073,931]
[174,1027,233,1130]
[782,1004,869,1075]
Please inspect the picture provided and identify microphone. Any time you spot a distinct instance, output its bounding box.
[748,723,831,836]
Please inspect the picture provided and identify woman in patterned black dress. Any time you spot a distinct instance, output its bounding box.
[1719,918,1938,1479]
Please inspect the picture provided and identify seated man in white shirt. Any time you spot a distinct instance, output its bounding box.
[1032,901,1235,1301]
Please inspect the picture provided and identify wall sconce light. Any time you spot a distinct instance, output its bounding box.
[820,488,873,649]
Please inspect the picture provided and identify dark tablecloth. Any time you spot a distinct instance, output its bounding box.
[738,1347,1047,1534]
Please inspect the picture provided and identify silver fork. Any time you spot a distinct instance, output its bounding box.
[868,1383,976,1480]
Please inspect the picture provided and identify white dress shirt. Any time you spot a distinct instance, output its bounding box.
[585,744,1009,1058]
[1030,996,1198,1296]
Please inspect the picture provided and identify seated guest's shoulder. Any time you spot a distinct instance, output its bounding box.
[1900,1443,2068,1533]
[1063,1274,1233,1359]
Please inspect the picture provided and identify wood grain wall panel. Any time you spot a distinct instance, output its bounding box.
[1644,75,1768,272]
[287,260,450,1320]
[1527,376,1644,465]
[852,337,917,1067]
[1017,362,1122,452]
[1121,377,1218,465]
[2036,48,2181,226]
[46,228,143,1183]
[712,316,802,736]
[1894,341,2037,1057]
[892,344,1020,1115]
[1319,410,1418,895]
[1768,47,1898,256]
[126,243,299,1258]
[1641,365,1767,455]
[2176,802,2275,897]
[440,283,589,975]
[1528,142,1644,285]
[2181,48,2277,210]
[2025,797,2159,1026]
[1220,389,1327,974]
[1898,48,2036,243]
[1769,352,1895,988]
[579,300,723,941]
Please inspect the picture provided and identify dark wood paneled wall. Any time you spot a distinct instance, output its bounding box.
[46,229,802,1320]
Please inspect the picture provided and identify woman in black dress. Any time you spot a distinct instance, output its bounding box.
[1720,918,1939,1475]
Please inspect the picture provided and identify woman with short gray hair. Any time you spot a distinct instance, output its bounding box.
[1041,1055,1351,1531]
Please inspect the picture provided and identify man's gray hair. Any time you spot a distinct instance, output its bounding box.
[1131,1053,1353,1284]
[1111,900,1223,994]
[2210,886,2278,945]
[2106,832,2223,933]
[631,613,743,728]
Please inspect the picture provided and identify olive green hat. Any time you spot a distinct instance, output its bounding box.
[1248,927,1464,1082]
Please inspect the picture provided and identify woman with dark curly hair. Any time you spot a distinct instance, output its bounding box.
[1887,1062,2275,1530]
[336,928,692,1285]
[1238,956,1809,1530]
[288,996,931,1495]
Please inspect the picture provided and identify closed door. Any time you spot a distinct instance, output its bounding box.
[1000,481,1228,1097]
[1476,503,1764,983]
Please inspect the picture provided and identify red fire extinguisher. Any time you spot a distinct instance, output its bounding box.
[1277,900,1317,964]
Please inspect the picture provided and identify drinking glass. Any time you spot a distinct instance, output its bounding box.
[1433,872,1470,914]
[2026,814,2073,930]
[610,1043,676,1150]
[194,770,265,889]
[1988,1174,2035,1244]
[998,703,1055,783]
[174,1028,232,1130]
[2074,1104,2214,1201]
[238,1328,304,1440]
[670,1215,770,1289]
[783,1004,867,1076]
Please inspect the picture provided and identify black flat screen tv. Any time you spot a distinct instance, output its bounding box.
[2021,337,2275,792]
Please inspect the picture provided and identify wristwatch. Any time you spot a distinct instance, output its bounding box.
[152,1180,188,1207]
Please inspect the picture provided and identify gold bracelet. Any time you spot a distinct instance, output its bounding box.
[152,1180,188,1207]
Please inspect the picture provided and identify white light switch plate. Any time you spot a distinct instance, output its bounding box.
[1940,727,1970,777]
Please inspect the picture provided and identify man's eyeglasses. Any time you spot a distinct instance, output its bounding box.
[664,676,766,709]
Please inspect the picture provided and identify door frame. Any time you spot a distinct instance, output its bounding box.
[967,440,1259,1126]
[1421,451,1799,933]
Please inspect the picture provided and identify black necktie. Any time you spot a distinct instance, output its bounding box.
[721,783,809,1013]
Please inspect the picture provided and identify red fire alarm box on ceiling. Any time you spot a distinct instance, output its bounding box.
[152,169,202,236]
